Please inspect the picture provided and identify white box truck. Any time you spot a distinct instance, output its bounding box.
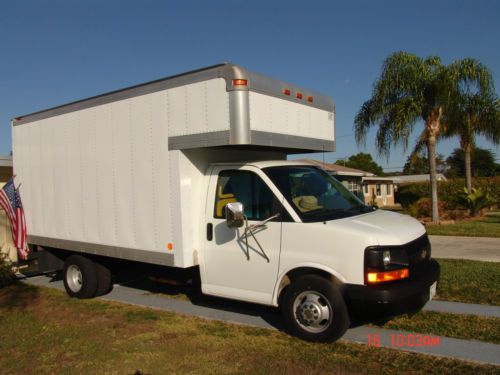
[12,64,439,342]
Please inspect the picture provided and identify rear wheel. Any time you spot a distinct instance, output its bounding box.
[95,262,112,296]
[281,275,349,342]
[63,255,98,299]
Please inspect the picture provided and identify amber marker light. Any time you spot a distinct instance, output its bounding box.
[367,268,409,284]
[307,96,314,103]
[167,243,173,251]
[232,79,248,86]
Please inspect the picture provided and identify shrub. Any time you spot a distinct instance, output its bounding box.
[396,177,500,211]
[0,254,14,288]
[458,187,493,216]
[408,197,446,219]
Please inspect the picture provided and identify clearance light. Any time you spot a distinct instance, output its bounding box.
[307,96,314,103]
[282,88,291,96]
[295,92,303,99]
[167,243,173,251]
[367,268,409,284]
[232,79,248,86]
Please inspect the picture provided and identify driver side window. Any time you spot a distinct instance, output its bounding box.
[214,170,283,221]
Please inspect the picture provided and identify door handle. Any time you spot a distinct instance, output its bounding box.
[207,223,213,241]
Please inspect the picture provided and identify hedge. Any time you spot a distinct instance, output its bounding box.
[396,177,500,210]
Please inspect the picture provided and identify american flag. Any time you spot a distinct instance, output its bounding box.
[0,178,29,260]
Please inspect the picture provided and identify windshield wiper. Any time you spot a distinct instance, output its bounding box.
[345,204,373,213]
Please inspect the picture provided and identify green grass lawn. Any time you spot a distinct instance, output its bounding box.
[426,212,500,237]
[382,311,500,344]
[1,284,498,375]
[436,259,500,305]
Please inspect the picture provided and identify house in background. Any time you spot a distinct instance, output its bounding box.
[298,159,397,207]
[0,155,16,263]
[0,155,13,187]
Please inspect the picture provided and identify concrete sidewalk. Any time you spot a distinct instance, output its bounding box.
[429,235,500,262]
[23,275,500,366]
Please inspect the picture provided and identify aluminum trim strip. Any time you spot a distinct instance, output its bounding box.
[28,235,175,267]
[168,131,335,152]
[168,131,231,150]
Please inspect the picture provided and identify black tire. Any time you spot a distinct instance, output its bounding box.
[281,275,349,342]
[63,255,98,299]
[95,262,112,296]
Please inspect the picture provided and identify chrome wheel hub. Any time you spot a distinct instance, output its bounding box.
[293,291,333,333]
[67,264,83,293]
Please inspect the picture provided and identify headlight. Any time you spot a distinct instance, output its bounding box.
[364,246,409,284]
[382,250,391,266]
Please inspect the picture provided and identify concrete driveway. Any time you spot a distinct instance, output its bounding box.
[429,235,500,262]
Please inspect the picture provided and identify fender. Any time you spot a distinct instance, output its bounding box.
[271,262,347,306]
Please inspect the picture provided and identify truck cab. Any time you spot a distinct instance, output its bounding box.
[202,161,439,342]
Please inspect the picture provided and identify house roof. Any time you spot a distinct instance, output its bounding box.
[391,174,448,184]
[296,159,375,177]
[0,155,12,168]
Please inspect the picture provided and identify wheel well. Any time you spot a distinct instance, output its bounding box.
[277,267,339,305]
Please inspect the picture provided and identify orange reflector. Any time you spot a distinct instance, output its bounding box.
[367,269,409,283]
[295,92,303,99]
[232,79,247,86]
[307,96,314,102]
[167,243,173,251]
[282,88,291,96]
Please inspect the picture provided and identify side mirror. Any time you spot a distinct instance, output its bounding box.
[225,202,244,228]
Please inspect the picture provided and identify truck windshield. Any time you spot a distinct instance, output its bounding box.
[264,166,374,222]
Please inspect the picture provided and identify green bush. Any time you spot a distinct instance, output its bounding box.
[408,197,446,219]
[0,254,14,288]
[458,187,494,216]
[396,177,500,210]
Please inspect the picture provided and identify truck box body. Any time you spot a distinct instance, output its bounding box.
[12,64,335,268]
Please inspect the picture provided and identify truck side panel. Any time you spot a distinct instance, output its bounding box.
[13,78,231,267]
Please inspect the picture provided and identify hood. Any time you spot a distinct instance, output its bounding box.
[325,209,426,246]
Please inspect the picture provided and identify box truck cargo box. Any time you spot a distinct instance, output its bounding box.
[12,64,438,342]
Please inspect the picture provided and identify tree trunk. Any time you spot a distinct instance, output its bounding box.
[464,141,472,193]
[427,135,440,223]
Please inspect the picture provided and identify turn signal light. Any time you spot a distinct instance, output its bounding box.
[367,268,409,284]
[232,79,248,86]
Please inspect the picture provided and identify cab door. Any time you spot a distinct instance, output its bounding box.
[201,165,287,305]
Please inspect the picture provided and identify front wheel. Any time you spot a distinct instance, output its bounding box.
[281,275,349,342]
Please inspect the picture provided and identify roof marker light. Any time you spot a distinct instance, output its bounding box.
[232,79,248,86]
[282,89,291,96]
[296,92,303,99]
[307,96,314,103]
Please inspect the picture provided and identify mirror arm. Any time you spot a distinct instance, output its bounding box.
[242,213,279,263]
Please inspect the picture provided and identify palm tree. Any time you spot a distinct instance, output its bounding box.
[355,52,451,223]
[445,59,499,193]
[409,59,499,194]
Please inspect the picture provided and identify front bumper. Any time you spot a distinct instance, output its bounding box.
[344,259,440,321]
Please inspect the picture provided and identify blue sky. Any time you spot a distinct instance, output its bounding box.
[1,0,499,171]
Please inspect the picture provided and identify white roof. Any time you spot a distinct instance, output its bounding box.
[362,176,395,182]
[0,155,13,167]
[392,174,447,183]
